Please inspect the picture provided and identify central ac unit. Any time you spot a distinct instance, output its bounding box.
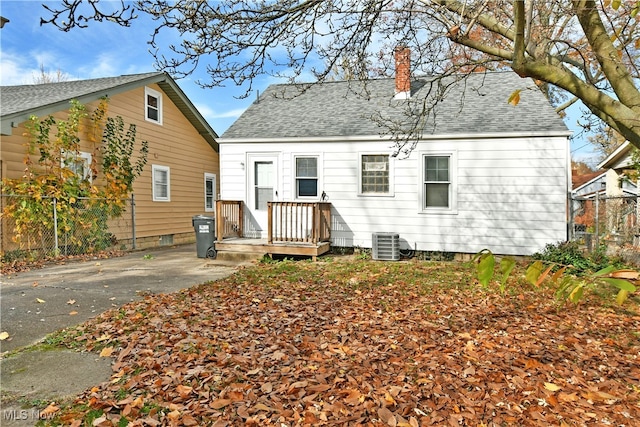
[372,232,400,261]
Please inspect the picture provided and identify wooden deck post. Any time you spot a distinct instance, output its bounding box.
[267,201,273,244]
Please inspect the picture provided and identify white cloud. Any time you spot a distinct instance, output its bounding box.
[0,57,33,85]
[210,107,247,119]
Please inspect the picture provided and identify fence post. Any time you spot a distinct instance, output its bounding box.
[52,197,59,254]
[595,192,600,250]
[131,193,136,249]
[568,194,574,241]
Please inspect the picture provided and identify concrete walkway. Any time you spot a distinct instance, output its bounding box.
[0,244,246,426]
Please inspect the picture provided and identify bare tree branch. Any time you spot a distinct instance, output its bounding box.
[38,0,640,149]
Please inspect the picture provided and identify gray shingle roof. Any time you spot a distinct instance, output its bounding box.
[1,73,162,116]
[1,72,218,149]
[222,71,569,139]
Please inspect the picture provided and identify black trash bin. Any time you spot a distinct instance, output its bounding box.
[192,215,216,258]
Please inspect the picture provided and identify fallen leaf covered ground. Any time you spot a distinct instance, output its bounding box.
[46,258,640,426]
[0,249,124,276]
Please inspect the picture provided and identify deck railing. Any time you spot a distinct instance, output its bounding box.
[268,201,331,244]
[215,200,243,239]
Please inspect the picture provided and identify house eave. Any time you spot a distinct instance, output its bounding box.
[597,141,631,170]
[219,130,572,145]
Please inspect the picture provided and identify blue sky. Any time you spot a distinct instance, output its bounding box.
[1,1,599,165]
[0,0,260,135]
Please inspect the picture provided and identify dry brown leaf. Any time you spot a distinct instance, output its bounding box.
[167,410,181,420]
[558,392,579,402]
[99,346,114,357]
[378,406,396,426]
[254,403,274,412]
[607,269,639,280]
[210,398,232,409]
[41,403,60,416]
[132,395,144,408]
[585,390,618,402]
[176,384,193,398]
[182,414,198,426]
[237,406,250,419]
[344,389,363,405]
[38,261,640,426]
[544,382,561,392]
[91,416,107,426]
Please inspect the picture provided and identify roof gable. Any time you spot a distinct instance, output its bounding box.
[1,72,218,150]
[598,141,632,170]
[222,71,569,140]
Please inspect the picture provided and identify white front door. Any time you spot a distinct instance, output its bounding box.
[248,154,278,234]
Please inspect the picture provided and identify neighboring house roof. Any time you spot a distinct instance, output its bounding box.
[571,170,606,196]
[572,170,605,190]
[598,140,632,170]
[0,72,218,150]
[222,71,570,140]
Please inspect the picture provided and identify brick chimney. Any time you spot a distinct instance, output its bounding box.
[394,46,411,99]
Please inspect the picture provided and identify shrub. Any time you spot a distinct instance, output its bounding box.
[532,241,596,274]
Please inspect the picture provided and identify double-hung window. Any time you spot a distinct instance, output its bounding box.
[422,153,455,211]
[145,87,163,124]
[61,150,92,182]
[152,165,170,201]
[360,154,391,195]
[295,156,318,198]
[204,173,216,211]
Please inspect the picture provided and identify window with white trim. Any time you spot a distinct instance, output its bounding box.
[422,154,453,210]
[295,156,318,198]
[204,173,216,211]
[61,150,92,182]
[145,87,163,124]
[152,165,170,201]
[360,154,391,195]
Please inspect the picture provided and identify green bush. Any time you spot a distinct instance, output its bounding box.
[532,241,595,274]
[532,241,626,275]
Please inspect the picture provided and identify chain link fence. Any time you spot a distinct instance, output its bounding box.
[1,194,135,262]
[570,194,638,251]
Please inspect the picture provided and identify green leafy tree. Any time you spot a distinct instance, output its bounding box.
[1,99,148,255]
[474,248,637,306]
[41,0,640,151]
[101,114,149,213]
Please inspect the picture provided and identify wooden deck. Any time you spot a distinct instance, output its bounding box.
[214,200,331,260]
[214,237,331,260]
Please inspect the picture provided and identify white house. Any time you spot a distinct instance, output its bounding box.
[217,50,571,257]
[597,141,638,197]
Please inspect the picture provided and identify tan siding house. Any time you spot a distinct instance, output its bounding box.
[1,72,219,252]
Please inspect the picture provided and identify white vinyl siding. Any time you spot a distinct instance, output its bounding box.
[152,164,170,201]
[219,136,569,255]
